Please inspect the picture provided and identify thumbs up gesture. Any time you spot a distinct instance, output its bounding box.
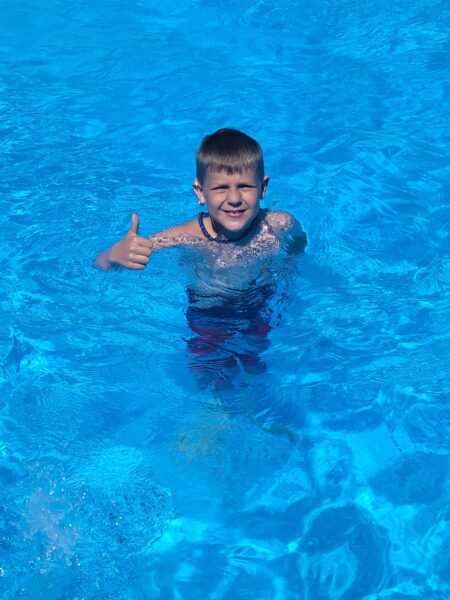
[107,214,153,270]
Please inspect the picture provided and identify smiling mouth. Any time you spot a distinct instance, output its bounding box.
[223,209,246,218]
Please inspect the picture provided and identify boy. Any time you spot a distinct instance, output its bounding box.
[95,128,306,272]
[95,128,306,393]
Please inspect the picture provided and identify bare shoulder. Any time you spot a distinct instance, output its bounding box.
[266,210,296,231]
[265,210,307,255]
[148,218,204,250]
[160,218,201,237]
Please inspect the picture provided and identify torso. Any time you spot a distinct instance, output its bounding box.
[149,209,294,295]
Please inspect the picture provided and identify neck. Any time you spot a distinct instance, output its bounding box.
[198,211,259,244]
[209,216,254,242]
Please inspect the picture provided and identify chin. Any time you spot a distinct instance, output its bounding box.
[224,220,250,232]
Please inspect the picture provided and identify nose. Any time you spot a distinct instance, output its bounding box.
[227,187,242,206]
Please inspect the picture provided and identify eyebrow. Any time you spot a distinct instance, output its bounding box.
[210,182,257,188]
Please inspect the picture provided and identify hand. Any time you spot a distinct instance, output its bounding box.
[108,214,153,270]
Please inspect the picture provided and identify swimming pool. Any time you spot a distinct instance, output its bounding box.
[1,0,449,597]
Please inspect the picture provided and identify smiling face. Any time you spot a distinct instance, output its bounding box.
[193,168,269,241]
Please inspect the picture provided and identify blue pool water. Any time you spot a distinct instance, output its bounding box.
[1,0,450,598]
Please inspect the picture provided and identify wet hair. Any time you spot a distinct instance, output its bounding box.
[196,128,264,185]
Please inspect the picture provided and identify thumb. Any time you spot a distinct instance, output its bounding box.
[129,213,139,235]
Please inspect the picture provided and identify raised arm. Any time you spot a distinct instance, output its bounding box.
[94,214,204,271]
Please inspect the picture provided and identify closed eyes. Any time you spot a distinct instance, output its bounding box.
[211,184,255,190]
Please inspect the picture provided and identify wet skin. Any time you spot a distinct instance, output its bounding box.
[94,167,307,272]
[193,168,269,241]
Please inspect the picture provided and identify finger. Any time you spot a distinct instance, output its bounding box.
[129,253,150,265]
[129,213,139,235]
[131,245,152,258]
[126,260,146,270]
[135,236,153,249]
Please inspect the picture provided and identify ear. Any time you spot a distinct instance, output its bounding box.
[193,179,206,205]
[260,176,269,199]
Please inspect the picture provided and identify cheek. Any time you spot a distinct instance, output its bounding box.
[208,195,226,207]
[205,200,222,213]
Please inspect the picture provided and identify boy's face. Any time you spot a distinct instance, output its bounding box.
[193,167,269,240]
